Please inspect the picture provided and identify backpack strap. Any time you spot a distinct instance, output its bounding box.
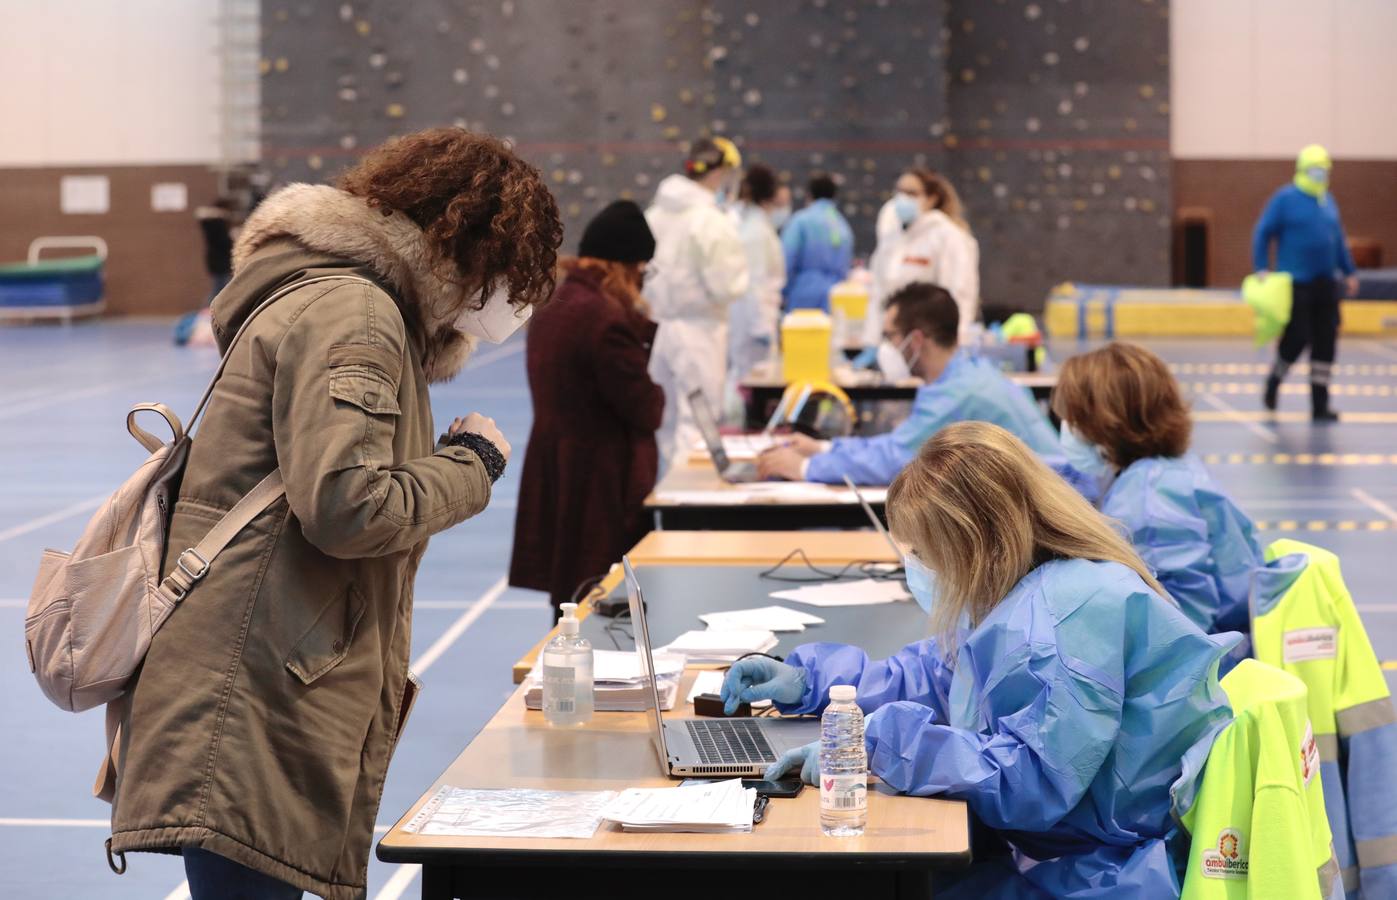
[158,469,286,603]
[156,274,376,604]
[127,403,184,454]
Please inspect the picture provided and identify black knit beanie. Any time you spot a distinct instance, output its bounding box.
[578,200,656,263]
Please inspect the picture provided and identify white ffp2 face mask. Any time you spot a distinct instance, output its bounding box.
[455,283,532,343]
[876,332,917,382]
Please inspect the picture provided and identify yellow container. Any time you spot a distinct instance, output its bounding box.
[829,281,870,321]
[781,309,832,384]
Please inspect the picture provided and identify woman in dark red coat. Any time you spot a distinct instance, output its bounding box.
[510,201,664,614]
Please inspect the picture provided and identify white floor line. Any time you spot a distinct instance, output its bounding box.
[1356,605,1397,613]
[1352,488,1397,525]
[0,493,107,544]
[371,863,423,900]
[0,599,26,608]
[1196,393,1279,444]
[413,598,541,610]
[160,881,190,900]
[0,365,212,422]
[367,576,510,898]
[410,576,509,674]
[463,340,524,371]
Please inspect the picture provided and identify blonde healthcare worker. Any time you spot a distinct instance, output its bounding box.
[645,137,750,472]
[864,168,980,346]
[725,421,1237,898]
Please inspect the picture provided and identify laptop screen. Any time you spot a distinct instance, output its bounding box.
[686,389,731,473]
[622,556,672,774]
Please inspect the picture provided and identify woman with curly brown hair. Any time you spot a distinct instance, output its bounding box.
[1052,342,1262,642]
[509,201,664,618]
[104,128,561,900]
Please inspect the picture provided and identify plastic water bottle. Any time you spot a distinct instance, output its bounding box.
[819,684,867,836]
[542,602,593,727]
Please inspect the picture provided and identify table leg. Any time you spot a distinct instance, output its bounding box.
[420,864,454,900]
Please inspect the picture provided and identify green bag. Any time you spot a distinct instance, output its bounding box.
[1242,272,1293,348]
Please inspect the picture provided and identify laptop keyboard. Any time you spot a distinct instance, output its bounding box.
[686,719,776,765]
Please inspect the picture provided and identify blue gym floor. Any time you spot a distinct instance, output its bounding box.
[2,322,1396,899]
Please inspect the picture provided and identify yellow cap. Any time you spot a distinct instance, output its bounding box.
[1297,144,1331,172]
[712,136,742,170]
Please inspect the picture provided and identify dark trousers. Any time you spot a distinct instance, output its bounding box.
[1271,276,1340,415]
[183,847,303,900]
[1277,277,1339,367]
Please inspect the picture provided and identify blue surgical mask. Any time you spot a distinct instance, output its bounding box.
[1305,166,1329,186]
[1059,422,1114,481]
[893,193,920,226]
[768,205,791,230]
[902,552,941,615]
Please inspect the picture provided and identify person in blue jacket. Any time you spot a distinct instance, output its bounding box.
[1254,144,1359,421]
[756,281,1061,485]
[725,421,1238,898]
[1052,342,1262,642]
[780,173,853,312]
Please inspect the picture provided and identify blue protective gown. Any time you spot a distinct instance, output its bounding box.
[780,199,854,312]
[1101,455,1263,637]
[805,353,1062,485]
[778,559,1239,899]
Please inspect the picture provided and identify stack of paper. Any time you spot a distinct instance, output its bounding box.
[770,578,911,608]
[698,605,825,633]
[601,779,757,833]
[654,629,778,664]
[524,650,684,712]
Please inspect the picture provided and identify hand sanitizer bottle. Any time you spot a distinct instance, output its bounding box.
[542,602,593,726]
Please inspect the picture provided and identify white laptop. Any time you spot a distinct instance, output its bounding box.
[622,557,819,777]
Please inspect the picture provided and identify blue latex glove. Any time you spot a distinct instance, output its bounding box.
[765,740,819,784]
[720,657,807,715]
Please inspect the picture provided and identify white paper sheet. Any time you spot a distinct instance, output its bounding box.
[60,175,109,214]
[770,578,910,608]
[655,629,778,662]
[601,779,755,833]
[698,605,825,633]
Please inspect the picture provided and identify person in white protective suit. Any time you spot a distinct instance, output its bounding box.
[863,168,980,347]
[644,136,751,473]
[726,164,789,409]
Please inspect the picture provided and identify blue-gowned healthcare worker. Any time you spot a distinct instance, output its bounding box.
[755,282,1065,486]
[726,421,1239,898]
[1052,343,1263,643]
[780,172,853,312]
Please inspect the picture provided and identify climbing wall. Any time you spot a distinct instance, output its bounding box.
[945,0,1172,305]
[260,0,1169,309]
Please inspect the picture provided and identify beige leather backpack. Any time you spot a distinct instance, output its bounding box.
[23,275,373,713]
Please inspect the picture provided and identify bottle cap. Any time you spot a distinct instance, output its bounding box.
[829,685,857,703]
[559,602,579,635]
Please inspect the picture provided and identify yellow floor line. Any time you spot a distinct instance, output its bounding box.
[1172,363,1397,377]
[1250,520,1391,532]
[1192,411,1397,424]
[1201,453,1397,466]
